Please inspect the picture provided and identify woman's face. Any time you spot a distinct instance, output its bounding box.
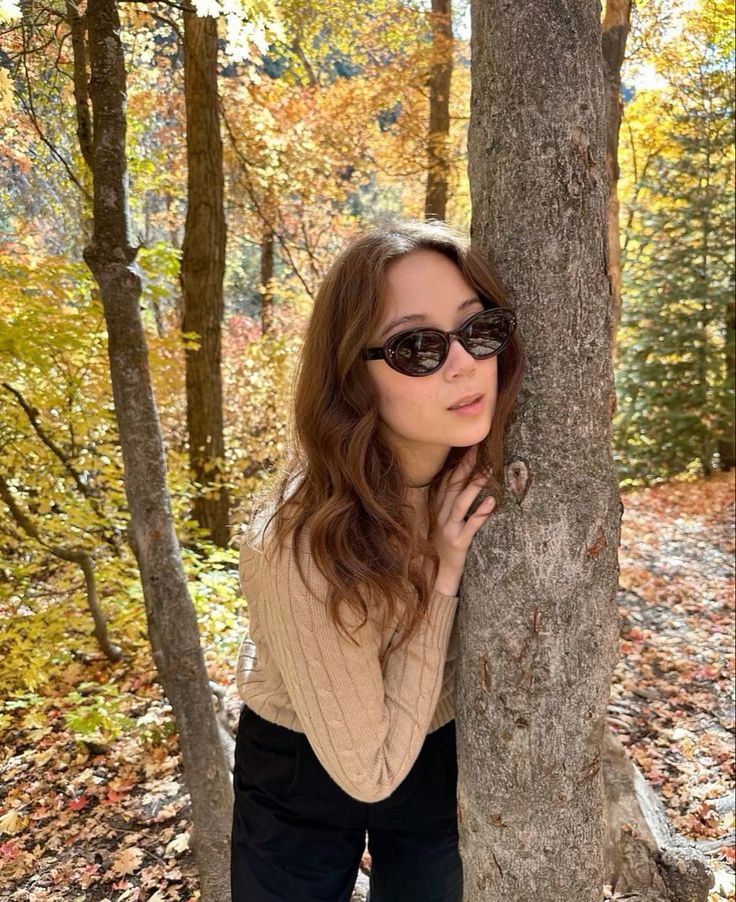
[365,248,498,484]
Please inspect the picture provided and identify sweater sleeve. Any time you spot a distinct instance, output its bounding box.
[238,532,459,803]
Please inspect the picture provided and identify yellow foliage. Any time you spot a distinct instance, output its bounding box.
[0,68,13,114]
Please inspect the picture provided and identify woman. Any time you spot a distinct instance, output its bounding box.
[231,218,524,901]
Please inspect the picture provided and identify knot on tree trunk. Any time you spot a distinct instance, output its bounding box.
[506,458,531,504]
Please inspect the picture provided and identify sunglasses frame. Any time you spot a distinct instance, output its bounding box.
[362,304,517,377]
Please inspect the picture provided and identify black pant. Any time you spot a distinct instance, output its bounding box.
[231,704,463,902]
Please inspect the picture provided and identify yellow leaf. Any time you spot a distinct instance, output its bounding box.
[110,845,145,876]
[0,809,28,835]
[165,831,191,856]
[0,68,14,113]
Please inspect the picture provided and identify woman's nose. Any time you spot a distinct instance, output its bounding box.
[443,336,476,376]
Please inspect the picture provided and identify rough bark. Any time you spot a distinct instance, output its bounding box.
[602,0,631,363]
[602,729,714,901]
[181,9,229,547]
[463,2,621,899]
[81,2,232,899]
[718,292,736,470]
[65,0,93,174]
[260,222,275,334]
[425,0,453,221]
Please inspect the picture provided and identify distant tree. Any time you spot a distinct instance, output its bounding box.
[425,0,453,221]
[602,0,632,357]
[181,8,230,546]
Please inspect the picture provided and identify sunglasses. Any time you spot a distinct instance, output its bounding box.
[362,306,517,377]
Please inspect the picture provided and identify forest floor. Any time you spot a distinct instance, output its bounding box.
[0,470,734,901]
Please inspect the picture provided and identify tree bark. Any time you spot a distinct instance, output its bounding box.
[260,221,275,334]
[602,730,714,901]
[718,292,735,470]
[65,0,93,175]
[425,0,453,221]
[181,9,229,547]
[464,2,621,899]
[602,0,631,363]
[81,2,232,899]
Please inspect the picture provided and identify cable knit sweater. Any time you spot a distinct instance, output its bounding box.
[234,513,459,804]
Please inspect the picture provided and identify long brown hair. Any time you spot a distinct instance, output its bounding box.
[248,217,524,653]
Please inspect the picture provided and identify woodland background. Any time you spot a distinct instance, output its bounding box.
[0,0,733,899]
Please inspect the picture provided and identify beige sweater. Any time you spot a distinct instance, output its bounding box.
[234,516,459,803]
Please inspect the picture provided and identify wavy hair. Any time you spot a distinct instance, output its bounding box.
[249,217,524,654]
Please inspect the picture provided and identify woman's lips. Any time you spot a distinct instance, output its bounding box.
[448,394,484,415]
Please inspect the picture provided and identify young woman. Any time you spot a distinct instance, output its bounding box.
[231,218,523,901]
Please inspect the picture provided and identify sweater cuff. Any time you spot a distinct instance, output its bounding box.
[426,590,459,631]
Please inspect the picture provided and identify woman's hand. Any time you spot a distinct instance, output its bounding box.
[429,445,496,596]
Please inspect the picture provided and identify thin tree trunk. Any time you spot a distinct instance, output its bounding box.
[425,0,453,221]
[181,9,229,547]
[81,2,232,898]
[0,475,121,662]
[718,292,736,469]
[65,0,93,174]
[464,1,621,899]
[260,222,275,334]
[602,0,631,363]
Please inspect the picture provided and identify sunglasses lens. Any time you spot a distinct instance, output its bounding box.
[463,310,513,357]
[393,331,447,374]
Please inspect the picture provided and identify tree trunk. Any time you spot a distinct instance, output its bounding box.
[718,292,735,470]
[81,2,232,899]
[602,0,631,363]
[463,2,621,899]
[260,221,275,334]
[65,0,93,175]
[181,9,229,547]
[425,0,453,221]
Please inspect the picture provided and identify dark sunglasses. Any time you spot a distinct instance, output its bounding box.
[362,306,517,377]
